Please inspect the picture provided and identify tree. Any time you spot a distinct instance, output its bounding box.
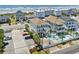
[29,12,34,15]
[25,24,29,32]
[72,14,77,17]
[32,33,43,51]
[67,28,73,35]
[73,32,79,36]
[33,33,40,45]
[59,35,64,41]
[51,12,55,16]
[62,12,69,16]
[28,31,33,37]
[0,29,4,53]
[7,19,11,25]
[11,18,16,25]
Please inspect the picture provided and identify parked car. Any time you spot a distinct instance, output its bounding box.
[25,36,32,40]
[4,36,12,41]
[3,42,9,46]
[23,32,28,36]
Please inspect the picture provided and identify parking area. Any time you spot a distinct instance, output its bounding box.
[3,40,14,54]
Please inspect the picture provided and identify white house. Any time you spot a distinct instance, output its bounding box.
[34,9,45,19]
[53,9,62,16]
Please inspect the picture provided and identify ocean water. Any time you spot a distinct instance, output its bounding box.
[0,5,79,8]
[0,5,79,14]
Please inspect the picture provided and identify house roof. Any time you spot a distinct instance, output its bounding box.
[31,18,47,26]
[45,15,64,25]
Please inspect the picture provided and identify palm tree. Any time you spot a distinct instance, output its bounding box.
[33,33,43,51]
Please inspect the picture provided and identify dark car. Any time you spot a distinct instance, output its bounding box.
[25,36,32,40]
[4,42,9,46]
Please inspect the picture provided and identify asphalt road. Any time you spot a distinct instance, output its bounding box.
[65,48,79,54]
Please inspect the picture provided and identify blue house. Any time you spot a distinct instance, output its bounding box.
[0,15,10,23]
[16,10,26,22]
[45,15,66,35]
[61,16,78,31]
[30,18,50,37]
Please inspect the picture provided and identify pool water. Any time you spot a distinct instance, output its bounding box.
[47,34,73,43]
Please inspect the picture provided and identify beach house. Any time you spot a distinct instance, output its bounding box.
[60,16,78,31]
[45,15,65,35]
[62,8,77,16]
[53,10,62,17]
[30,18,50,37]
[0,15,10,23]
[68,8,77,15]
[45,9,53,17]
[16,10,26,22]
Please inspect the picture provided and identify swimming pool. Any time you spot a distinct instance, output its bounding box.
[47,34,73,43]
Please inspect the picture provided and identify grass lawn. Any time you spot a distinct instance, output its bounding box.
[32,51,46,54]
[11,18,16,25]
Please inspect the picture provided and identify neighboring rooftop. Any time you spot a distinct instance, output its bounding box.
[45,15,64,25]
[61,16,76,21]
[72,16,79,22]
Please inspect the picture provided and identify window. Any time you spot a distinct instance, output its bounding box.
[72,28,76,31]
[20,18,23,19]
[71,21,74,24]
[68,26,71,28]
[58,28,61,30]
[69,22,71,24]
[17,20,19,21]
[62,27,64,30]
